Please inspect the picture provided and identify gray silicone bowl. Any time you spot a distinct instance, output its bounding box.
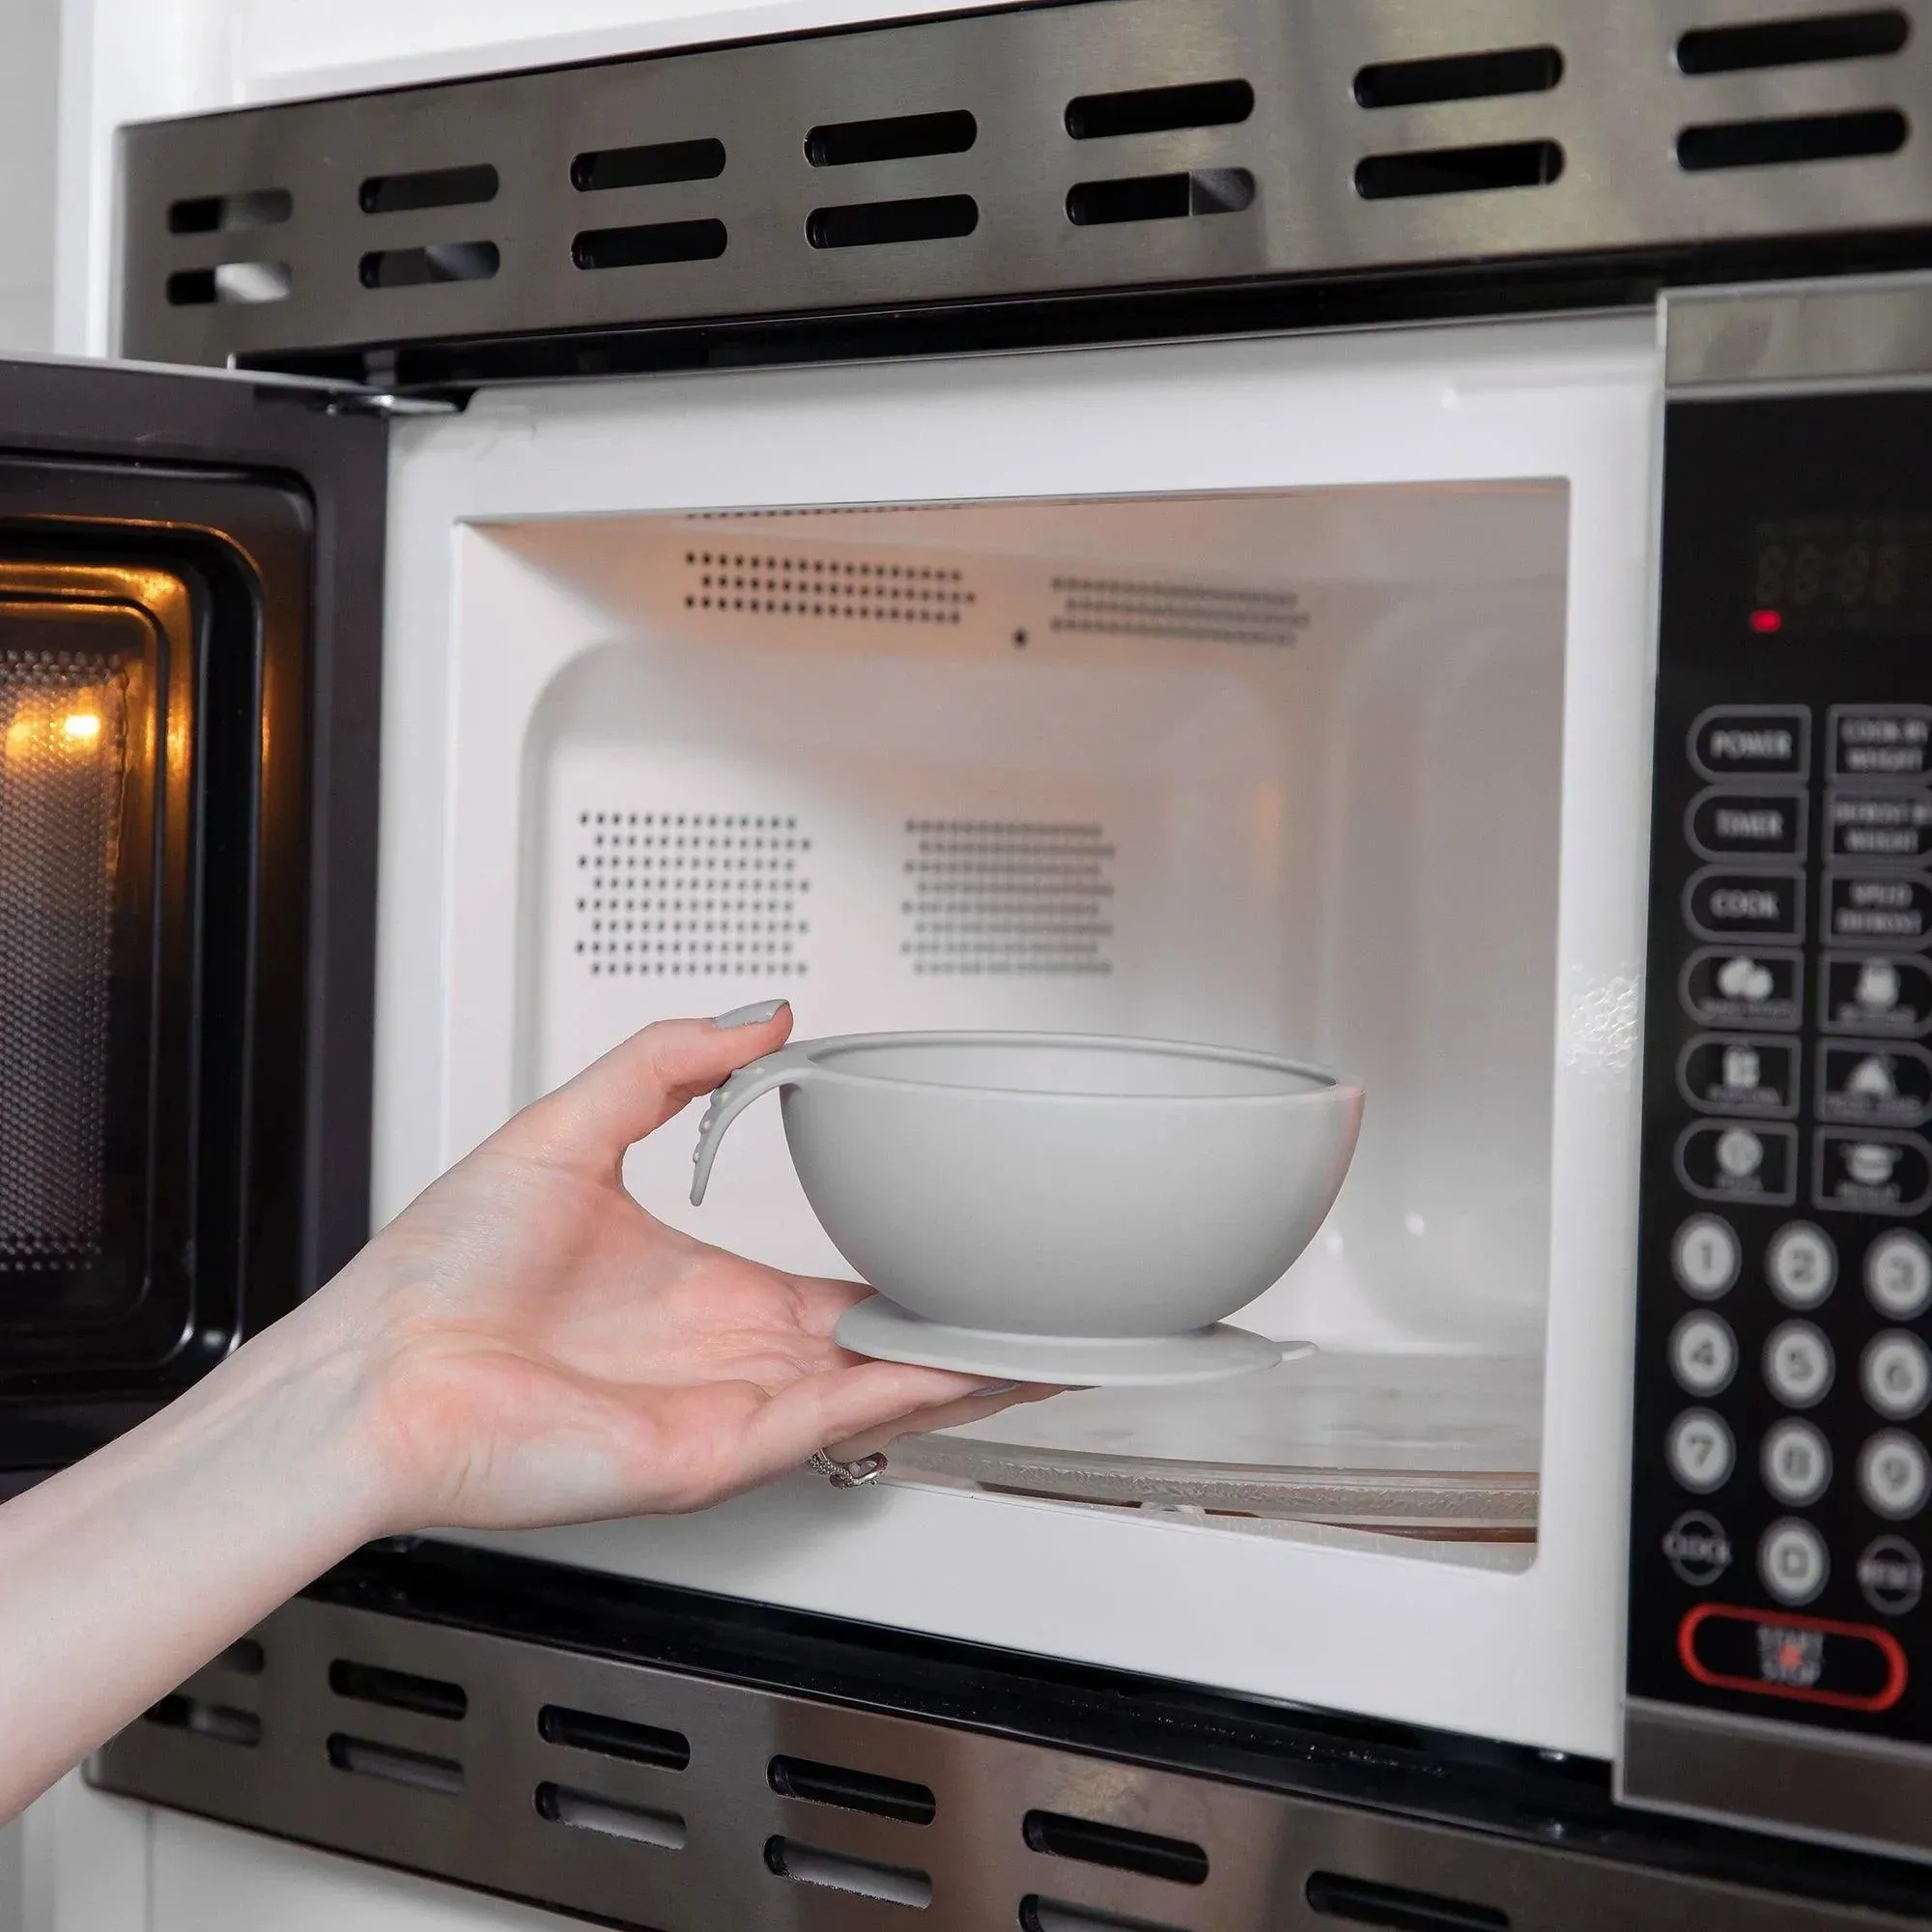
[691,1032,1363,1341]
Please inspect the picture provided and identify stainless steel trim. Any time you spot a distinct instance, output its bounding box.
[1623,1697,1932,1864]
[1667,272,1932,389]
[93,1596,1932,1929]
[119,0,1932,371]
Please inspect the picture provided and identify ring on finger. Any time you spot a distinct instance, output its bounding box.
[810,1448,887,1489]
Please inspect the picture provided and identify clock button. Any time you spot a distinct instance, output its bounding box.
[1859,1536,1925,1614]
[1759,1519,1830,1606]
[1672,1313,1739,1397]
[1762,1419,1833,1506]
[1663,1510,1733,1585]
[1860,1432,1932,1520]
[1764,1321,1833,1408]
[1867,1231,1932,1318]
[1767,1222,1836,1309]
[1672,1214,1741,1299]
[1668,1409,1736,1493]
[1862,1331,1932,1421]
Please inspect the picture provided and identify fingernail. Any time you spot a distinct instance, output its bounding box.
[978,1380,1020,1395]
[713,999,789,1030]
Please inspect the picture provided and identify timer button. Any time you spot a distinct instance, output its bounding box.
[1688,787,1806,861]
[1866,1230,1932,1318]
[1860,1432,1932,1520]
[1764,1321,1833,1407]
[1766,1222,1835,1309]
[1690,706,1810,781]
[1831,704,1932,782]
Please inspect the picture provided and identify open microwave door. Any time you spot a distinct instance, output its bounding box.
[0,355,386,1481]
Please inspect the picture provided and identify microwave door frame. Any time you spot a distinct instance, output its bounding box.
[0,356,388,1481]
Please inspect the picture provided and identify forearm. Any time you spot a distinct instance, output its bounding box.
[0,1301,388,1821]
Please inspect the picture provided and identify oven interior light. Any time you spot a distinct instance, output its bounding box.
[61,711,102,744]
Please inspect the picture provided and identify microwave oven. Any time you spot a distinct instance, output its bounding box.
[10,0,1932,1926]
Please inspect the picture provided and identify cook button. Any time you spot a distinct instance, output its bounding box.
[1829,789,1932,864]
[1668,1408,1736,1492]
[1677,1121,1797,1204]
[1687,868,1804,943]
[1817,1040,1932,1128]
[1691,707,1810,780]
[1689,788,1806,860]
[1762,1419,1833,1506]
[1679,1036,1799,1117]
[1672,1214,1741,1299]
[1821,953,1932,1036]
[1832,704,1932,781]
[1664,1510,1733,1584]
[1860,1536,1924,1614]
[1863,1331,1932,1420]
[1815,1131,1932,1214]
[1766,1222,1836,1309]
[1680,1603,1906,1709]
[1672,1316,1738,1397]
[1867,1230,1932,1318]
[1825,873,1932,949]
[1860,1432,1931,1519]
[1760,1520,1831,1605]
[1764,1321,1833,1407]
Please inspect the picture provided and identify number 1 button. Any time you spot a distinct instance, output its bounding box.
[1673,1215,1741,1299]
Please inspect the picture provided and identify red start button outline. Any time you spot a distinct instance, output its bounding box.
[1679,1603,1908,1713]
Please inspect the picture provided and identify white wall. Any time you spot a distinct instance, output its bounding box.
[0,0,60,352]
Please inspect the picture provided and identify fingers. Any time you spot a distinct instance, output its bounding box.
[824,1382,1063,1462]
[737,1360,990,1482]
[497,1005,793,1172]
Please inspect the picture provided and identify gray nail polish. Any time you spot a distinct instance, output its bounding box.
[978,1379,1021,1395]
[713,998,788,1029]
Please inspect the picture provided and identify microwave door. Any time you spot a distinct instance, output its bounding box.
[0,355,385,1483]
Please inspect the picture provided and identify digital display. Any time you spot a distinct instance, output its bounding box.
[1748,515,1932,639]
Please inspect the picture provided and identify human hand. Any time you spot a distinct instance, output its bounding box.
[310,1003,1052,1535]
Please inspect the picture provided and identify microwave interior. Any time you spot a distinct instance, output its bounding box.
[497,479,1567,1559]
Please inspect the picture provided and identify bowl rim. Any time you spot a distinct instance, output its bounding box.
[781,1030,1361,1105]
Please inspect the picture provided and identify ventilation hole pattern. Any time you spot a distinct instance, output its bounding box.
[683,550,974,624]
[577,812,810,979]
[902,820,1114,977]
[1050,576,1307,647]
[0,651,126,1272]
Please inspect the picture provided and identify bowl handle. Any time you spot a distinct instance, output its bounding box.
[690,1044,819,1206]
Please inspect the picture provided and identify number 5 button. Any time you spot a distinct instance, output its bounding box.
[1764,1321,1833,1407]
[1862,1331,1932,1420]
[1671,1313,1738,1395]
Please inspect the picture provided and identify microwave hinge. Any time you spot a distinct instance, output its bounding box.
[322,389,462,419]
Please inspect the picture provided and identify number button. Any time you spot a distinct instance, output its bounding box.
[1767,1222,1836,1309]
[1668,1409,1736,1493]
[1672,1215,1741,1299]
[1760,1519,1830,1606]
[1860,1432,1932,1520]
[1867,1230,1932,1318]
[1671,1313,1738,1396]
[1764,1321,1833,1408]
[1762,1419,1833,1506]
[1862,1331,1932,1420]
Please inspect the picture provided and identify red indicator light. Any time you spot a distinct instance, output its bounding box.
[1750,609,1783,634]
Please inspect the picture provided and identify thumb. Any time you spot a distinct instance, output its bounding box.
[497,1002,793,1172]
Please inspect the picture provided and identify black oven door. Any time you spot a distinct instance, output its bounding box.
[0,356,385,1482]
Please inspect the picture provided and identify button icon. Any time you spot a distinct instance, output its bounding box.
[1815,1130,1932,1214]
[1817,1040,1932,1128]
[1671,1316,1739,1397]
[1821,953,1932,1037]
[1828,789,1932,865]
[1825,872,1932,950]
[1687,868,1805,944]
[1667,1408,1736,1492]
[1760,1520,1830,1605]
[1831,704,1932,781]
[1766,1222,1836,1309]
[1679,1603,1907,1710]
[1679,1036,1799,1118]
[1671,1215,1741,1299]
[1860,1432,1932,1520]
[1866,1230,1932,1318]
[1859,1536,1924,1615]
[1762,1419,1833,1506]
[1764,1321,1833,1407]
[1689,787,1807,861]
[1677,1121,1798,1205]
[1663,1510,1733,1585]
[1685,948,1804,1030]
[1862,1331,1932,1420]
[1691,706,1810,781]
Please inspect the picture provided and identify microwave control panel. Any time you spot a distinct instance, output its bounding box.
[1630,388,1932,1750]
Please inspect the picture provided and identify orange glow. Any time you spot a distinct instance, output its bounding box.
[61,711,102,745]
